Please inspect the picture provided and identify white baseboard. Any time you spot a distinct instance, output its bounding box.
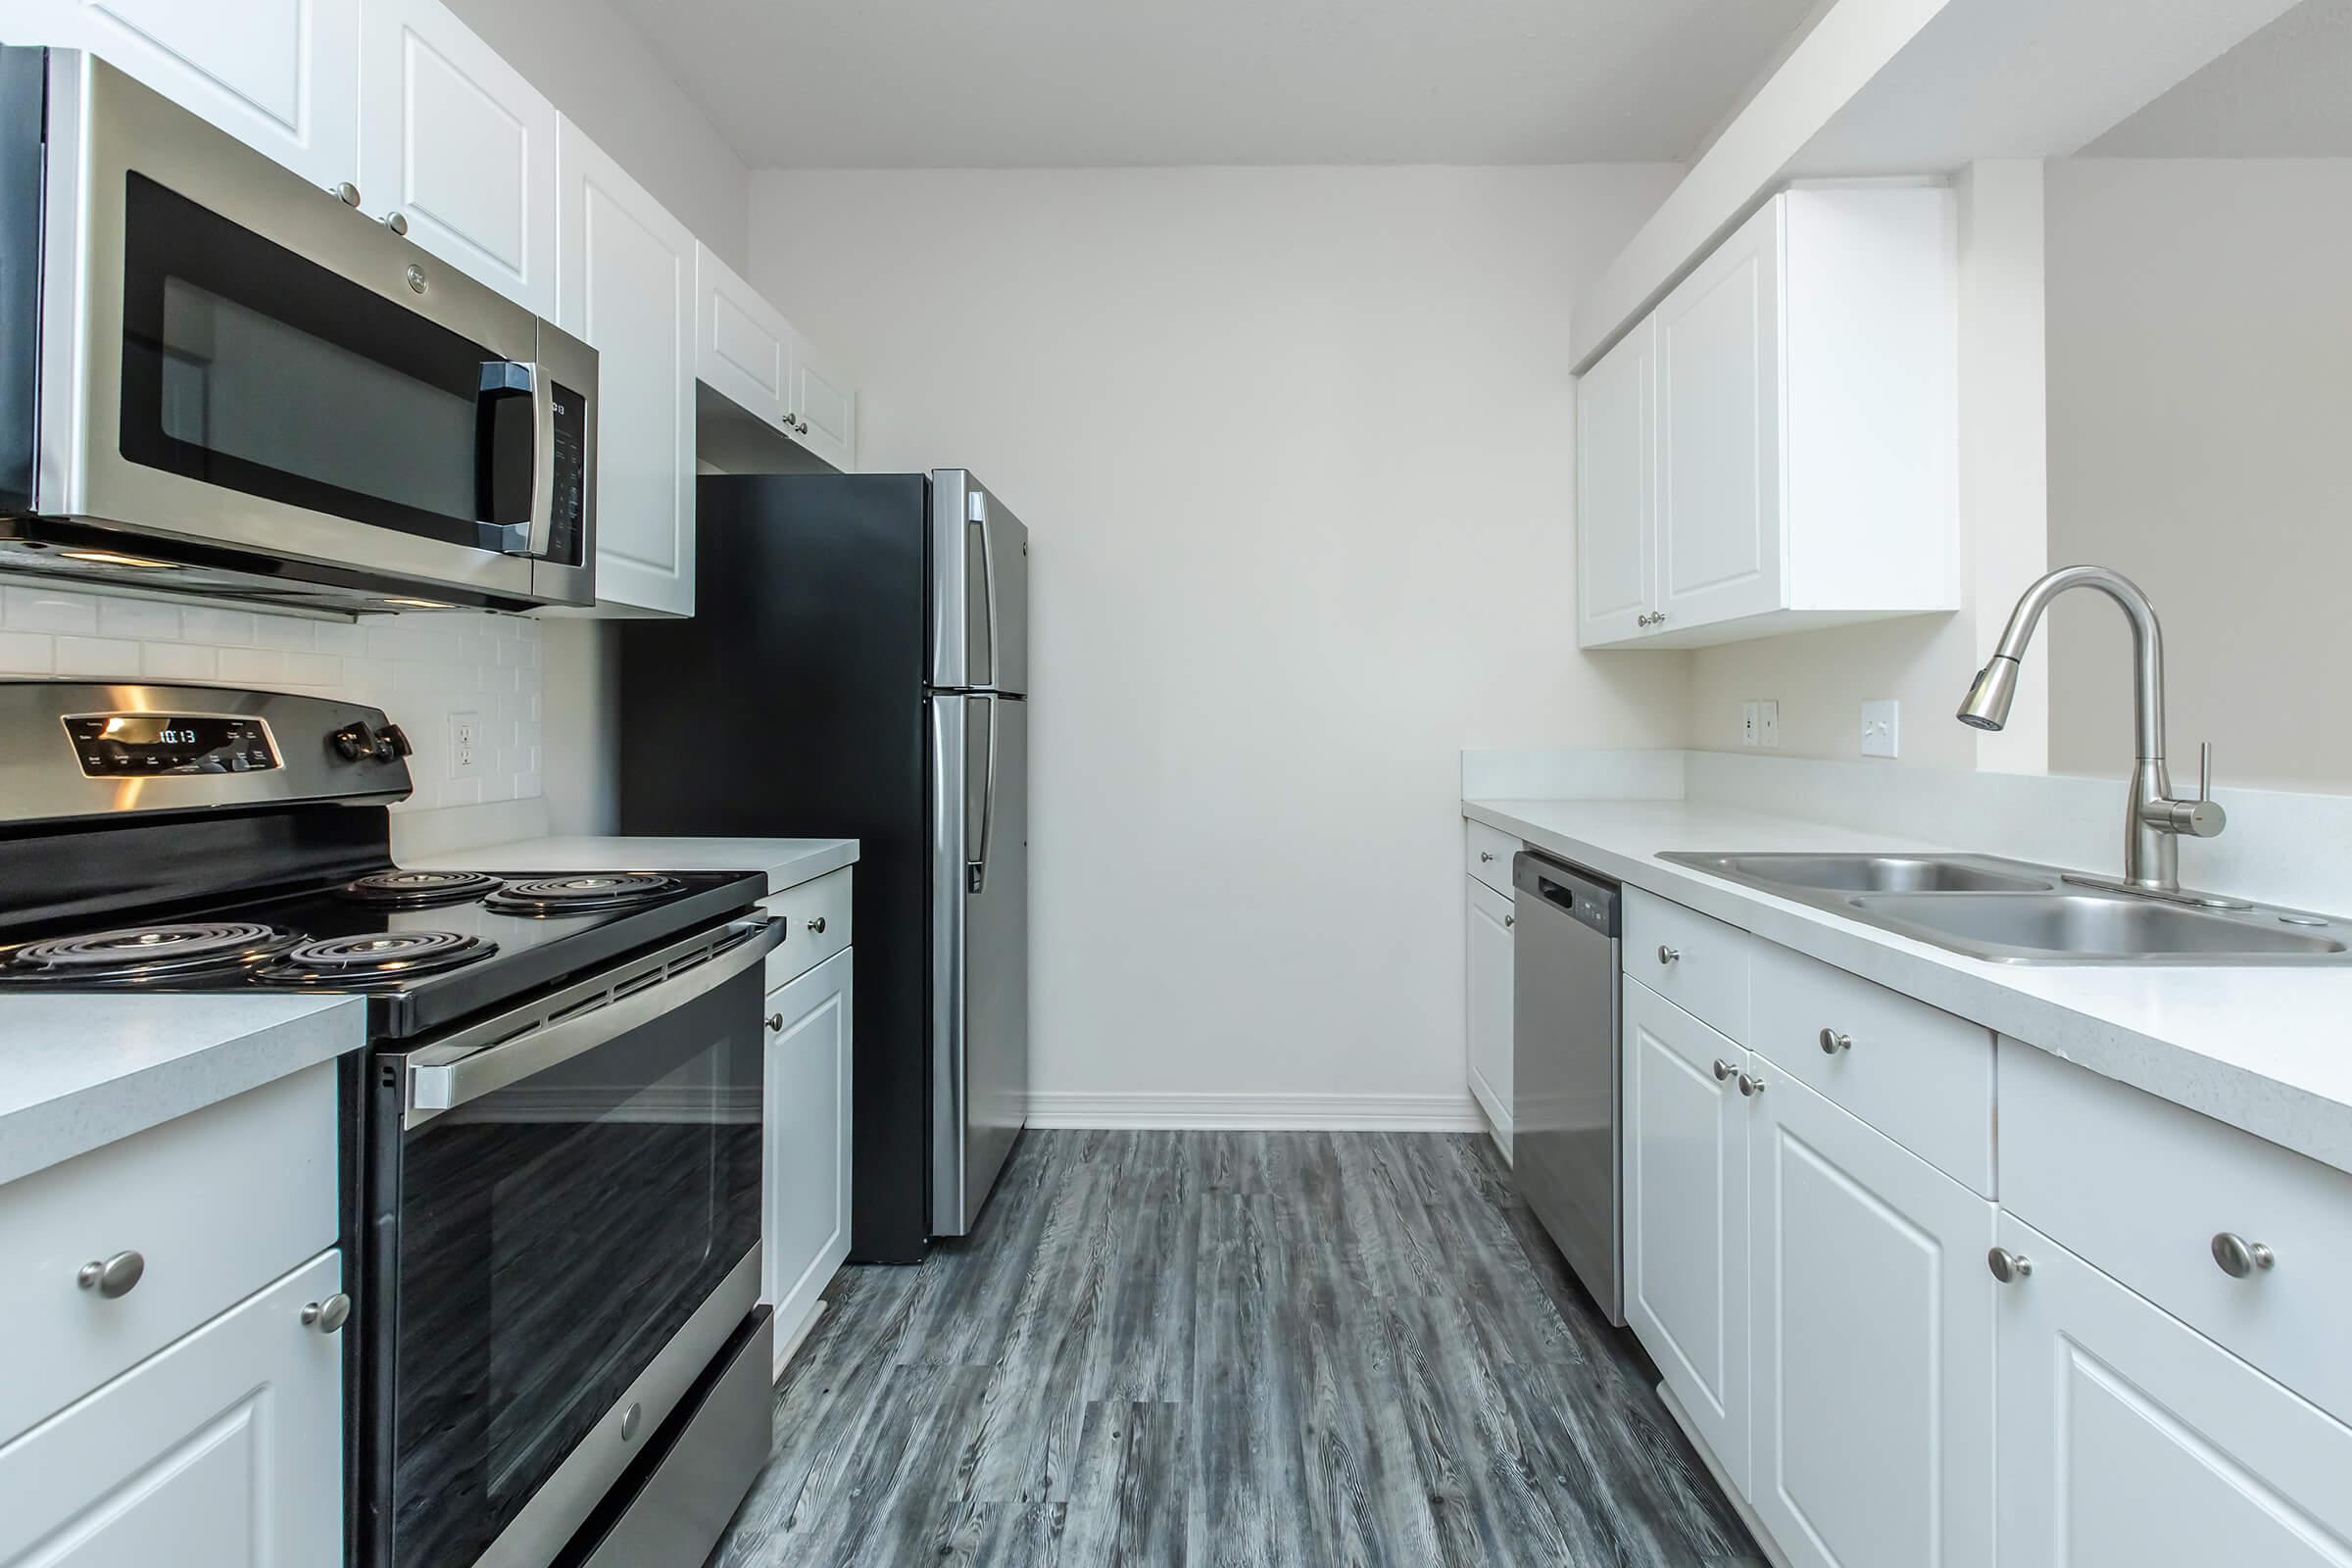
[1024,1091,1487,1132]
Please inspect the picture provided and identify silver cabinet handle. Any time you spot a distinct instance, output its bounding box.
[1712,1058,1734,1081]
[1657,945,1680,964]
[808,916,827,935]
[76,1250,144,1298]
[765,1013,785,1033]
[300,1294,352,1334]
[1987,1247,2033,1284]
[2211,1232,2276,1277]
[1738,1071,1765,1097]
[1819,1028,1852,1054]
[1480,851,1495,862]
[1503,914,1515,929]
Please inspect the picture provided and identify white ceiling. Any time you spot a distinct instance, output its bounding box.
[2084,0,2352,156]
[604,0,1820,169]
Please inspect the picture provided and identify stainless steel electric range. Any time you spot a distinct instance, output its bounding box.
[0,680,777,1568]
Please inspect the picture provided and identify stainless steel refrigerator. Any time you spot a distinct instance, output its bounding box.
[617,469,1029,1261]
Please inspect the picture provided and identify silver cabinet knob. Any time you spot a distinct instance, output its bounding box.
[1712,1058,1734,1082]
[76,1250,145,1298]
[384,210,409,236]
[1819,1028,1852,1054]
[1987,1247,2033,1284]
[300,1294,352,1334]
[1657,945,1680,964]
[1738,1071,1765,1097]
[620,1401,644,1442]
[765,1012,785,1033]
[2211,1232,2276,1278]
[1479,851,1495,862]
[1503,914,1515,929]
[807,915,827,934]
[332,180,361,207]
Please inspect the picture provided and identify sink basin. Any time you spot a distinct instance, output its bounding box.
[1674,853,2054,895]
[1851,893,2349,961]
[1660,849,2352,964]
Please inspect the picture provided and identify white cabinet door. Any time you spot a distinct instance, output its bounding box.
[762,948,852,1374]
[1749,1068,1994,1568]
[1465,874,1514,1155]
[28,0,360,193]
[1993,1213,2352,1567]
[1623,978,1750,1493]
[358,0,555,314]
[1655,197,1784,633]
[0,1250,344,1567]
[1575,315,1655,647]
[555,117,694,617]
[695,240,791,426]
[788,328,858,471]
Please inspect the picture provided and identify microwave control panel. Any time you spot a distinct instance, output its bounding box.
[63,712,280,777]
[547,381,587,567]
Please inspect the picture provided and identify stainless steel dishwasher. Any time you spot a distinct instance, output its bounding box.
[1511,850,1624,1325]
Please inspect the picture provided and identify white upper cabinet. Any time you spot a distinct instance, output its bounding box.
[696,240,793,427]
[25,0,361,192]
[1577,186,1958,650]
[789,326,858,471]
[556,117,695,617]
[359,0,557,315]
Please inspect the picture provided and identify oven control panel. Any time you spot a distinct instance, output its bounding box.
[63,712,280,777]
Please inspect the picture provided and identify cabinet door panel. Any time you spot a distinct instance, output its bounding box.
[38,0,360,192]
[359,0,555,314]
[1751,1069,1993,1568]
[763,949,853,1370]
[790,330,858,470]
[696,242,789,423]
[1576,315,1654,646]
[1465,874,1514,1152]
[1623,977,1748,1492]
[556,118,693,616]
[1657,197,1783,632]
[0,1250,344,1567]
[1994,1214,2352,1567]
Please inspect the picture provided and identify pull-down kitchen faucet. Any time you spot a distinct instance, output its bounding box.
[1957,565,2229,902]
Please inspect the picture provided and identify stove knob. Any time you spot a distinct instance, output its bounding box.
[331,722,376,761]
[373,723,414,762]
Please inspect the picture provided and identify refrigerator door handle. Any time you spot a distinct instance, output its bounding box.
[965,695,997,894]
[970,487,998,688]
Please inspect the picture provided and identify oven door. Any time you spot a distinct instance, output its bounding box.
[29,53,595,610]
[367,918,779,1568]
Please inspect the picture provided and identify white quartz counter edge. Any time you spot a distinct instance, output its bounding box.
[1466,796,2352,1180]
[412,835,859,896]
[0,996,366,1186]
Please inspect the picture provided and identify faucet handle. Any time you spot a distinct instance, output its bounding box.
[2199,741,2215,805]
[2144,742,2226,839]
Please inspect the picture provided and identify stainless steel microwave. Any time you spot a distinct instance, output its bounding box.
[0,48,597,613]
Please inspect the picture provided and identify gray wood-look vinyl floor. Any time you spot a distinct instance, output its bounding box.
[708,1130,1763,1568]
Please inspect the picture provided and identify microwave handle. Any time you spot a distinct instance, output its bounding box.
[407,918,781,1123]
[475,360,551,556]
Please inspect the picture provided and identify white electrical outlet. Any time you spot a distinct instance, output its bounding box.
[1741,701,1760,748]
[1862,699,1900,759]
[1758,700,1781,749]
[448,711,482,779]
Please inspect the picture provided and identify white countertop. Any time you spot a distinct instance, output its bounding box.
[413,835,859,896]
[1467,796,2352,1179]
[0,996,366,1186]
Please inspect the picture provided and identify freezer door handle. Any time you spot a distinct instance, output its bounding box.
[965,695,998,893]
[968,486,998,688]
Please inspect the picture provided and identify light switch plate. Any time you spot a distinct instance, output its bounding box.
[1758,700,1781,749]
[1862,700,1899,759]
[1741,702,1760,748]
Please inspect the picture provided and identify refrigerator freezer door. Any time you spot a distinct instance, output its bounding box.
[930,693,1030,1236]
[929,470,1029,695]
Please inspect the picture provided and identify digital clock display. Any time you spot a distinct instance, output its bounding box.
[64,713,279,777]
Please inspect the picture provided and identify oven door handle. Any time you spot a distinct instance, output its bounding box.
[407,918,782,1121]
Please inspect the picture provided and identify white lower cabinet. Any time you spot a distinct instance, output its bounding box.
[0,1249,345,1567]
[1623,977,1750,1493]
[1993,1211,2352,1566]
[1465,874,1514,1153]
[1748,1066,1993,1568]
[762,946,853,1377]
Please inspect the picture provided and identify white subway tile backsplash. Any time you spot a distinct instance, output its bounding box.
[251,616,314,651]
[0,630,54,671]
[311,620,365,655]
[179,607,256,644]
[4,587,99,634]
[216,646,287,684]
[284,652,343,686]
[140,642,218,679]
[54,635,140,675]
[98,596,180,640]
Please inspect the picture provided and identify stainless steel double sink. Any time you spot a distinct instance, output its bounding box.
[1658,852,2352,964]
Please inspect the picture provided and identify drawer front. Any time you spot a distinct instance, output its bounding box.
[0,1062,338,1443]
[2001,1040,2352,1426]
[1748,941,1994,1194]
[760,866,854,989]
[1624,887,1750,1041]
[1466,821,1520,897]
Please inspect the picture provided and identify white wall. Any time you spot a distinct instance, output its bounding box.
[749,165,1686,1113]
[0,586,539,811]
[441,0,751,270]
[2045,158,2352,794]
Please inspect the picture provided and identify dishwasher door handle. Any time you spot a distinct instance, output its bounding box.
[1536,877,1579,910]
